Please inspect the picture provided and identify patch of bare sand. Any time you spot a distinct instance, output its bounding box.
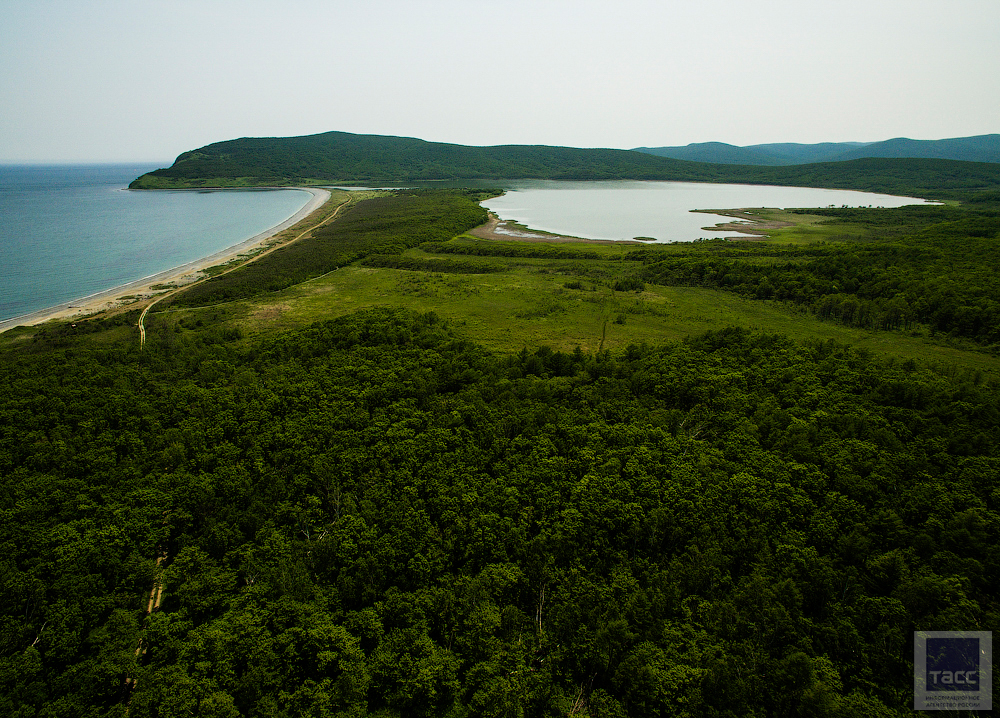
[694,208,793,241]
[468,213,643,245]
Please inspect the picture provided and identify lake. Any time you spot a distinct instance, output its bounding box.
[480,180,935,242]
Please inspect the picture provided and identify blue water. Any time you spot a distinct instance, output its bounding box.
[0,164,311,322]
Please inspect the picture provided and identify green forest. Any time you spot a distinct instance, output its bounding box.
[128,131,1000,201]
[2,180,999,716]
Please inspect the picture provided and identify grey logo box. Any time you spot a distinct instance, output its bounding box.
[914,631,992,711]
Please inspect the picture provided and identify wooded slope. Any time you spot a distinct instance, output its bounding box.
[634,134,1000,166]
[129,131,1000,200]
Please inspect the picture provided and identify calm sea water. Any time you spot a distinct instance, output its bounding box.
[481,180,934,242]
[0,164,311,322]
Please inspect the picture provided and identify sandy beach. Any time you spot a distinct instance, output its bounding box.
[0,187,331,333]
[693,208,794,240]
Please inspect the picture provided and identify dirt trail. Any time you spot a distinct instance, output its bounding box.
[125,514,170,701]
[0,187,332,335]
[139,190,349,348]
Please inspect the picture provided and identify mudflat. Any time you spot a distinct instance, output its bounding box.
[468,213,642,244]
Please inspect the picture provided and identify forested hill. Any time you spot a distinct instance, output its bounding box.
[129,131,710,187]
[634,134,1000,166]
[129,131,1000,199]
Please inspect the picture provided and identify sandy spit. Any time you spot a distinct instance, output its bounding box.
[468,213,644,245]
[694,208,794,240]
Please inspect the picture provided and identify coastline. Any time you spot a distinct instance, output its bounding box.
[0,187,331,333]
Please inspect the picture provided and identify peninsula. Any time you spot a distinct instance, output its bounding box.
[131,130,1000,200]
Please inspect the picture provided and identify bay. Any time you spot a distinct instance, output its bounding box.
[481,180,935,242]
[0,164,311,322]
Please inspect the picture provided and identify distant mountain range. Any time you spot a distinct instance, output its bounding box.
[632,134,1000,166]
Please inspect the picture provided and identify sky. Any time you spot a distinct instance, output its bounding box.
[2,0,998,163]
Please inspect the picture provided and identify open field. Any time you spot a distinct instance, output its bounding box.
[143,227,1000,375]
[7,191,999,381]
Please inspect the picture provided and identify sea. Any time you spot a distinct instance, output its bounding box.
[0,163,311,323]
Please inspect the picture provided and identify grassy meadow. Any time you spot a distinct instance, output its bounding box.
[140,206,1000,376]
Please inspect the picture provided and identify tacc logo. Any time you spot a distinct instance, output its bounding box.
[914,631,992,712]
[927,669,978,688]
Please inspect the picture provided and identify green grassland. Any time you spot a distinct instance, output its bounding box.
[151,254,998,376]
[9,190,998,380]
[132,201,1000,377]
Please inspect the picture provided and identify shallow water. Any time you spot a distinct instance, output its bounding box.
[0,164,310,322]
[481,180,934,242]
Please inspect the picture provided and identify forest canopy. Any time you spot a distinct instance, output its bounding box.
[1,305,998,716]
[128,131,1000,201]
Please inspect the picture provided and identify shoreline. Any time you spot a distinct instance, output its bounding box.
[694,208,793,240]
[469,208,770,245]
[0,187,331,334]
[468,213,644,245]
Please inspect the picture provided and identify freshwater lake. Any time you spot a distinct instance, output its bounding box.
[480,180,934,242]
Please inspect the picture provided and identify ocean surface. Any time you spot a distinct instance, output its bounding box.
[0,164,311,322]
[481,180,935,242]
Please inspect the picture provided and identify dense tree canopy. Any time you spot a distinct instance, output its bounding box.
[129,131,1000,201]
[1,308,997,716]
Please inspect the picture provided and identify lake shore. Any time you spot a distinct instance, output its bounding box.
[0,187,331,333]
[694,208,794,240]
[468,213,643,244]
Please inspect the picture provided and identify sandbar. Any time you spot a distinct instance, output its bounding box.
[0,187,331,333]
[694,208,793,240]
[468,213,643,245]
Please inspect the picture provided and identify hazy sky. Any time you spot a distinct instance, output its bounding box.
[2,0,998,163]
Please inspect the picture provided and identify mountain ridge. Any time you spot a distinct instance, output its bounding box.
[129,131,1000,200]
[633,134,1000,165]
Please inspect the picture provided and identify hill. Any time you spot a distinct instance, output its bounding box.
[130,131,721,188]
[832,134,1000,163]
[130,131,1000,200]
[632,141,873,166]
[635,134,1000,166]
[629,141,800,166]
